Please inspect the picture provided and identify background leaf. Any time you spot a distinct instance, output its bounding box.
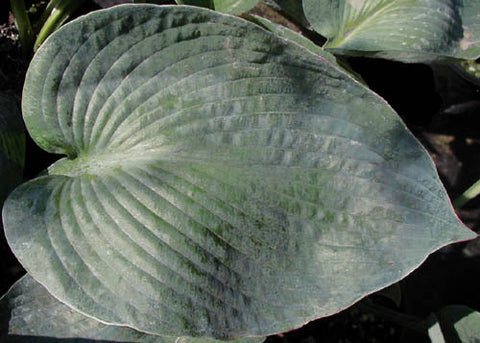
[213,0,259,15]
[264,0,309,27]
[0,275,264,342]
[428,305,480,343]
[175,0,259,14]
[4,4,475,340]
[375,283,401,308]
[92,0,172,8]
[455,0,480,60]
[303,0,480,62]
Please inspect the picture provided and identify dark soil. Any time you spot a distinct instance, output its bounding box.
[2,2,480,343]
[0,17,26,102]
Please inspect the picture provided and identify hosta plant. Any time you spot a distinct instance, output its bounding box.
[1,2,478,342]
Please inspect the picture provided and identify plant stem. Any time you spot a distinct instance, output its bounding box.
[34,0,85,52]
[35,0,59,32]
[453,178,480,209]
[9,0,34,54]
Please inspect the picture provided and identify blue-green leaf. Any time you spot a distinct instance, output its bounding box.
[213,0,259,14]
[303,0,480,62]
[3,4,475,340]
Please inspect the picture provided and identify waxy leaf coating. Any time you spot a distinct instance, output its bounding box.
[303,0,480,62]
[3,4,475,339]
[0,275,264,342]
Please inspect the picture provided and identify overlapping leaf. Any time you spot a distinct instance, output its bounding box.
[303,0,480,62]
[246,15,365,82]
[175,0,215,9]
[428,305,480,343]
[247,14,326,57]
[176,0,259,14]
[214,0,259,14]
[0,275,264,342]
[264,0,309,27]
[93,1,172,8]
[3,4,475,340]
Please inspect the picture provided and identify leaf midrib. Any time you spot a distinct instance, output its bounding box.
[47,148,170,177]
[326,1,401,48]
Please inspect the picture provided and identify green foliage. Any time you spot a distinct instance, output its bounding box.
[9,0,34,54]
[460,60,480,80]
[33,0,86,51]
[303,0,480,62]
[10,0,86,53]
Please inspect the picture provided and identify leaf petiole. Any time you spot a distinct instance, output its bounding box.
[454,178,480,209]
[34,0,85,51]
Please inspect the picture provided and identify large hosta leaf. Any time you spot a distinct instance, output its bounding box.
[303,0,480,62]
[3,4,475,339]
[0,94,25,204]
[0,275,264,342]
